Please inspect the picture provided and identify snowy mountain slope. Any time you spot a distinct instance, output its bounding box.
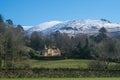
[41,19,120,35]
[27,21,62,34]
[22,26,33,30]
[26,19,120,35]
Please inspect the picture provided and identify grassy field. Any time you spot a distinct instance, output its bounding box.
[2,78,120,80]
[28,59,117,69]
[15,59,117,69]
[27,59,92,69]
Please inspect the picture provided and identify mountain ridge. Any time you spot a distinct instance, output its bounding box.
[23,19,120,35]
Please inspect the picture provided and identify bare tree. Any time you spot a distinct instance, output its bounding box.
[92,38,120,70]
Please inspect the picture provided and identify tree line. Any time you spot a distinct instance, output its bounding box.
[29,27,120,60]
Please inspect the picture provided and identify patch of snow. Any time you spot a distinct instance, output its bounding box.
[22,26,33,30]
[27,21,62,34]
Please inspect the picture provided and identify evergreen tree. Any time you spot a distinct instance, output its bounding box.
[6,19,13,25]
[99,27,107,33]
[0,14,4,23]
[30,31,44,51]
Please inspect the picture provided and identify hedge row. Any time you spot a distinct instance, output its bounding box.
[0,68,120,78]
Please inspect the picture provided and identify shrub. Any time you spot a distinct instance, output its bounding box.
[88,60,108,70]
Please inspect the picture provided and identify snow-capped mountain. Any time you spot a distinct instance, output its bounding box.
[25,19,120,35]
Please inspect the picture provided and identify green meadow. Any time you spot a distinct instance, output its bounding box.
[17,59,117,69]
[28,59,90,69]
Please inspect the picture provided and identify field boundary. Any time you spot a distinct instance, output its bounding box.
[0,68,120,78]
